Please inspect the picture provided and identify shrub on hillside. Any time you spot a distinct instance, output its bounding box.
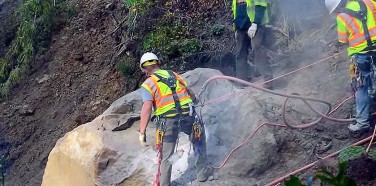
[0,0,70,98]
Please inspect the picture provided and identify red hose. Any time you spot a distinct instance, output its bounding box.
[199,75,355,127]
[154,146,162,186]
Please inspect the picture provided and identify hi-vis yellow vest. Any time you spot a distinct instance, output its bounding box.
[337,0,376,56]
[141,70,192,116]
[232,0,270,25]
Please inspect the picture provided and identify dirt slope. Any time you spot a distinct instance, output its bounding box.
[0,0,128,185]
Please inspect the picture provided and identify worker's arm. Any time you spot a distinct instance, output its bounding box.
[139,100,153,133]
[138,100,152,147]
[336,14,349,43]
[138,86,154,147]
[248,4,266,38]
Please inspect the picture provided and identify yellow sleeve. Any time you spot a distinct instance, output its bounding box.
[336,15,349,43]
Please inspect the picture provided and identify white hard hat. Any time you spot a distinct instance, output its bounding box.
[325,0,341,14]
[139,52,160,71]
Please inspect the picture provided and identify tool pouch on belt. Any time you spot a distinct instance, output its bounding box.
[191,116,202,144]
[349,63,360,92]
[350,56,373,91]
[154,117,166,151]
[190,114,205,156]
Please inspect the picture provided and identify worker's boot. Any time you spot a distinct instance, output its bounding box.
[197,166,213,182]
[348,123,370,138]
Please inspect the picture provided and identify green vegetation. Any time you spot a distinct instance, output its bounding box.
[284,162,356,186]
[284,176,305,186]
[117,56,136,78]
[0,0,69,98]
[369,148,376,160]
[141,24,202,68]
[338,146,365,163]
[122,0,154,12]
[211,24,225,36]
[120,0,203,72]
[314,162,356,186]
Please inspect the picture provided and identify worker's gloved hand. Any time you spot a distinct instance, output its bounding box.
[139,132,147,147]
[247,23,258,38]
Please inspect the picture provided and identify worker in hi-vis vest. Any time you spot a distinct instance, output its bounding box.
[232,0,273,88]
[325,0,376,133]
[138,52,213,185]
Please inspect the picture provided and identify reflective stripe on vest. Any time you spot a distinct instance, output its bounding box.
[141,70,192,116]
[337,0,376,55]
[364,0,376,20]
[337,13,376,47]
[338,30,348,42]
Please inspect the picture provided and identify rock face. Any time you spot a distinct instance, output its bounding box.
[42,68,279,185]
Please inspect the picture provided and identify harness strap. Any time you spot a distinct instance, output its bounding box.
[342,1,376,51]
[153,70,185,119]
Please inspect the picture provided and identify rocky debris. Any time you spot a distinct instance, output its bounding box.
[316,141,332,154]
[74,114,93,125]
[36,74,50,84]
[17,105,34,116]
[74,52,84,61]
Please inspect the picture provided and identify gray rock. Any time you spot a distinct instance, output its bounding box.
[36,74,50,84]
[18,105,34,116]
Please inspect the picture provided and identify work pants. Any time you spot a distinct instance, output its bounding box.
[353,54,373,130]
[159,115,208,186]
[235,26,273,81]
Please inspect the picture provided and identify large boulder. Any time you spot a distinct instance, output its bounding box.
[42,68,279,185]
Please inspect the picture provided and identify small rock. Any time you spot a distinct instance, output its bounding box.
[74,53,84,61]
[75,114,92,125]
[52,111,58,119]
[317,142,332,154]
[321,135,332,142]
[36,74,50,84]
[315,125,325,132]
[19,105,34,116]
[105,3,116,11]
[334,133,349,140]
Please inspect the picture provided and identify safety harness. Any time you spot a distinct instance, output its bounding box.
[154,70,185,118]
[342,0,376,51]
